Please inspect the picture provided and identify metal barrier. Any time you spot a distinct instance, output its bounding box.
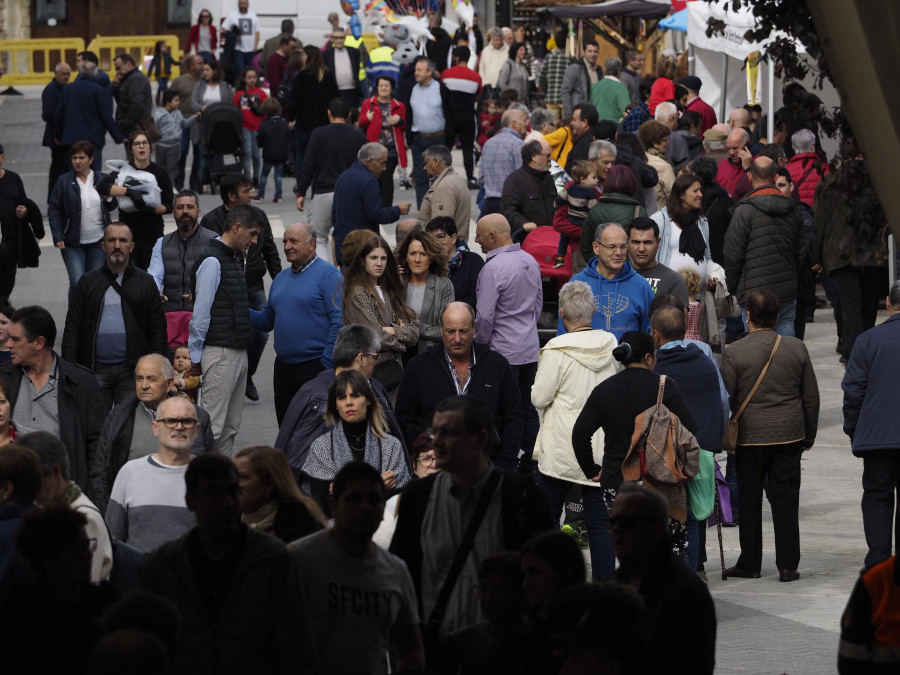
[0,38,85,85]
[86,35,183,82]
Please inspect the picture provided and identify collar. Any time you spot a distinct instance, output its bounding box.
[291,254,318,274]
[485,242,520,260]
[500,127,523,140]
[605,74,621,82]
[659,339,688,351]
[140,401,158,421]
[524,164,547,177]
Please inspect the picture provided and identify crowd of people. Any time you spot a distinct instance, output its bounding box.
[0,1,898,673]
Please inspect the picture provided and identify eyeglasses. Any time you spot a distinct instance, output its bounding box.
[597,243,628,252]
[132,141,150,147]
[416,453,437,466]
[157,417,198,429]
[609,514,658,530]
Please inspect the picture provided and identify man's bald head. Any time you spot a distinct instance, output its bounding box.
[748,157,777,187]
[650,305,686,346]
[728,107,750,131]
[727,128,750,147]
[501,109,527,130]
[474,214,512,253]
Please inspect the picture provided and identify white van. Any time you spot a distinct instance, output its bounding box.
[193,0,334,54]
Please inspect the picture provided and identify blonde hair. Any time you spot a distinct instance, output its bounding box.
[678,267,701,297]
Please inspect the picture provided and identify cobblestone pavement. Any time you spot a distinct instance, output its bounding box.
[1,87,868,674]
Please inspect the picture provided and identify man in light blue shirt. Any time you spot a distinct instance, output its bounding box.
[408,59,449,207]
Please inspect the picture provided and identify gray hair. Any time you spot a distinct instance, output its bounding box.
[604,57,622,77]
[530,107,556,130]
[80,61,99,77]
[333,325,381,368]
[423,144,452,167]
[890,280,900,308]
[17,431,70,480]
[594,222,626,243]
[654,101,677,123]
[791,129,816,154]
[509,102,530,114]
[588,140,617,161]
[137,353,174,380]
[558,280,595,325]
[488,27,503,40]
[358,142,387,163]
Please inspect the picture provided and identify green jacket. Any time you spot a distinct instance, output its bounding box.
[580,192,646,262]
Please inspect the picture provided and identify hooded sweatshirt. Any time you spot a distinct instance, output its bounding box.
[558,258,654,340]
[532,329,621,484]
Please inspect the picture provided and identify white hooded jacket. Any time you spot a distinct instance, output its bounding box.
[531,329,620,485]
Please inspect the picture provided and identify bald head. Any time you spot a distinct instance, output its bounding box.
[728,108,750,131]
[727,128,749,147]
[441,301,476,327]
[283,221,316,268]
[396,219,423,245]
[501,109,527,132]
[474,214,512,253]
[650,305,686,346]
[748,157,777,187]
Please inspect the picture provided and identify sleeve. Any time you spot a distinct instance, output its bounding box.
[580,209,600,263]
[48,176,67,244]
[342,287,405,352]
[188,256,222,362]
[301,433,338,481]
[394,364,423,453]
[800,346,820,446]
[838,575,876,674]
[386,436,411,488]
[296,131,319,196]
[61,277,87,363]
[474,265,497,345]
[105,485,129,543]
[41,84,56,122]
[501,177,529,233]
[571,385,606,478]
[156,164,174,213]
[393,320,419,348]
[249,293,276,332]
[91,416,116,514]
[722,210,748,295]
[191,82,205,113]
[147,238,165,292]
[664,379,697,435]
[322,271,344,370]
[530,349,564,410]
[361,178,401,226]
[842,342,868,441]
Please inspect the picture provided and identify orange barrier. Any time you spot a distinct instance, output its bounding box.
[86,35,183,81]
[0,38,85,85]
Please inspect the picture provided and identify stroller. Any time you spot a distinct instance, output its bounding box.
[200,101,244,193]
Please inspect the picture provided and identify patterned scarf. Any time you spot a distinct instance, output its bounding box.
[61,480,83,507]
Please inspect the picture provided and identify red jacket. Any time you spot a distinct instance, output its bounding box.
[359,96,408,168]
[685,96,717,133]
[187,24,217,54]
[553,180,603,248]
[785,152,828,207]
[716,157,752,200]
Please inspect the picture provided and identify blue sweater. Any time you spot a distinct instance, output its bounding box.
[655,342,726,449]
[557,258,654,340]
[249,257,344,368]
[331,161,401,265]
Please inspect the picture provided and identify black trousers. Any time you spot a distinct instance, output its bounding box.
[446,115,477,181]
[861,450,900,570]
[379,155,399,208]
[0,239,17,300]
[273,356,325,427]
[735,442,803,573]
[830,266,886,359]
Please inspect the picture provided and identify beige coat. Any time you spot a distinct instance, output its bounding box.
[531,329,620,484]
[647,148,676,213]
[416,167,472,240]
[341,285,419,369]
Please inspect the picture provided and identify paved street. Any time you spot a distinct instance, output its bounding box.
[0,86,873,674]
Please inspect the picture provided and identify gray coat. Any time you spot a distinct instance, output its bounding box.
[561,60,600,119]
[191,79,236,145]
[411,274,455,354]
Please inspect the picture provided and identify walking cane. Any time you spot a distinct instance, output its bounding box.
[715,485,727,580]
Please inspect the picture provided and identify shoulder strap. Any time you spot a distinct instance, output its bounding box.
[656,375,666,410]
[634,204,642,219]
[427,469,502,631]
[793,159,820,190]
[555,128,569,161]
[732,334,781,423]
[106,274,143,320]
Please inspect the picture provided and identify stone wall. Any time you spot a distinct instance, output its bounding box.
[0,0,30,39]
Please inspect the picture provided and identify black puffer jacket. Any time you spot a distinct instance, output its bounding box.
[723,186,807,303]
[62,261,168,370]
[501,165,557,242]
[200,204,282,291]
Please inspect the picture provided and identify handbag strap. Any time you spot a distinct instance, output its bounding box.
[732,334,781,423]
[656,375,666,410]
[427,469,502,631]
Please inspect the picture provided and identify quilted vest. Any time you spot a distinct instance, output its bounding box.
[192,239,253,349]
[161,226,217,312]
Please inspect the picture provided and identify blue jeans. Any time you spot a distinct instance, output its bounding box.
[258,162,283,199]
[241,128,260,184]
[685,510,700,570]
[509,362,539,464]
[538,473,614,580]
[410,133,445,207]
[60,240,106,295]
[740,299,796,337]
